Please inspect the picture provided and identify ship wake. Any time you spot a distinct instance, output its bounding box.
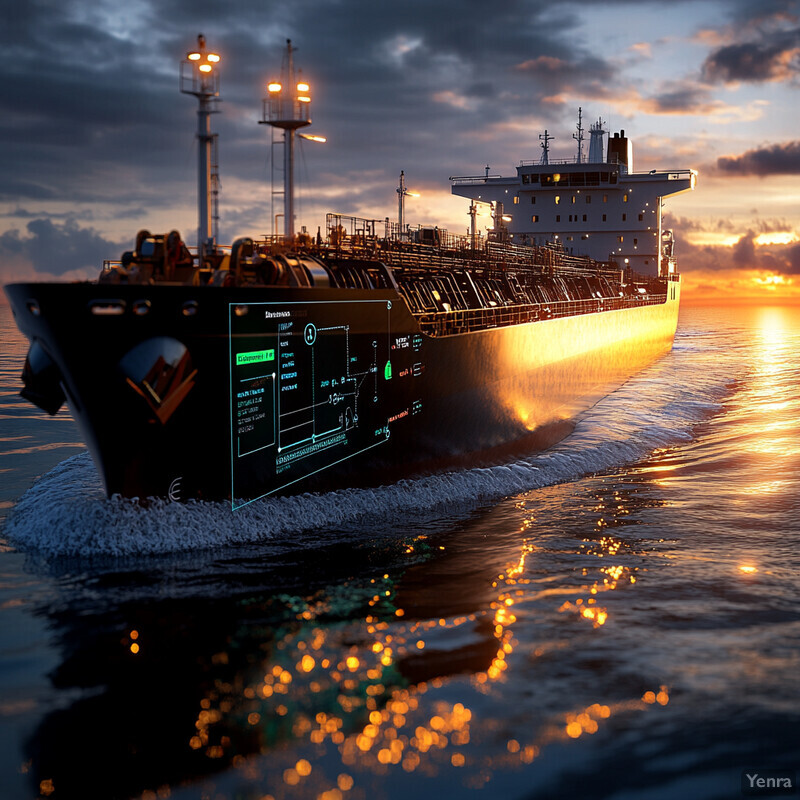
[3,328,734,557]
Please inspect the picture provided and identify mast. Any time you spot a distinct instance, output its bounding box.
[396,171,418,239]
[262,40,314,240]
[398,170,406,233]
[573,107,584,164]
[180,35,222,259]
[539,130,553,165]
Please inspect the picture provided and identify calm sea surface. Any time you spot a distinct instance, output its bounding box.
[0,301,798,800]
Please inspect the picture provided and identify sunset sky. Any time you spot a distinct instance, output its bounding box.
[1,0,798,303]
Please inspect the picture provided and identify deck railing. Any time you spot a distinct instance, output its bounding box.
[416,294,667,337]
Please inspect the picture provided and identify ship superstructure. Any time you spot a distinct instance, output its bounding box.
[451,114,696,277]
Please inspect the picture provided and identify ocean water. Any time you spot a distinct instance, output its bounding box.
[0,301,798,800]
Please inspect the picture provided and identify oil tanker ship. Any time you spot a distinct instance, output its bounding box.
[3,39,696,509]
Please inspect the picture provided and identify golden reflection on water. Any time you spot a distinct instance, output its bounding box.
[739,309,800,459]
[168,491,673,799]
[643,307,799,504]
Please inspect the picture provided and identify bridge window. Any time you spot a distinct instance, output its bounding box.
[532,215,539,222]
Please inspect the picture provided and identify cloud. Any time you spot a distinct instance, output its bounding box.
[732,230,757,265]
[629,42,653,58]
[514,52,614,102]
[717,141,800,175]
[0,0,798,288]
[667,212,800,278]
[702,26,800,84]
[644,81,717,114]
[0,219,126,276]
[788,243,800,274]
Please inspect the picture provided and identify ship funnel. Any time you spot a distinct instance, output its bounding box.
[20,341,65,415]
[607,130,633,173]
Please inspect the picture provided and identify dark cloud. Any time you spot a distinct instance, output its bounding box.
[717,141,800,175]
[702,26,800,84]
[666,214,800,276]
[788,243,800,274]
[645,81,716,114]
[678,233,800,275]
[0,0,795,282]
[8,208,96,221]
[514,53,614,97]
[0,219,127,275]
[0,0,632,268]
[732,230,757,265]
[669,215,739,233]
[724,0,800,28]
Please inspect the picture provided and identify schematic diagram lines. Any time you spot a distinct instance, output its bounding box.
[230,297,413,509]
[276,321,376,457]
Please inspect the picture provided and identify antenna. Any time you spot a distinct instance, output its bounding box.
[573,107,584,164]
[539,130,553,165]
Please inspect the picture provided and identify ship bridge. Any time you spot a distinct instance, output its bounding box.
[451,127,696,277]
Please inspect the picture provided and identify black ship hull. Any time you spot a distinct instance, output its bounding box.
[5,279,680,506]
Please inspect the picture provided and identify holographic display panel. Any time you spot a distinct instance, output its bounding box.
[230,299,421,508]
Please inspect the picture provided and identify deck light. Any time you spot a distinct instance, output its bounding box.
[268,82,282,92]
[188,52,201,61]
[207,53,220,63]
[297,82,310,92]
[199,64,212,73]
[298,95,311,103]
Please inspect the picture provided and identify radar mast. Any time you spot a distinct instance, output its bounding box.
[573,107,585,164]
[539,130,554,165]
[262,41,324,239]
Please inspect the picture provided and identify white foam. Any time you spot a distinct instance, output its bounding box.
[4,327,735,557]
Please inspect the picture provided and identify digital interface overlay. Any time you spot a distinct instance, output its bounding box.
[229,299,423,508]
